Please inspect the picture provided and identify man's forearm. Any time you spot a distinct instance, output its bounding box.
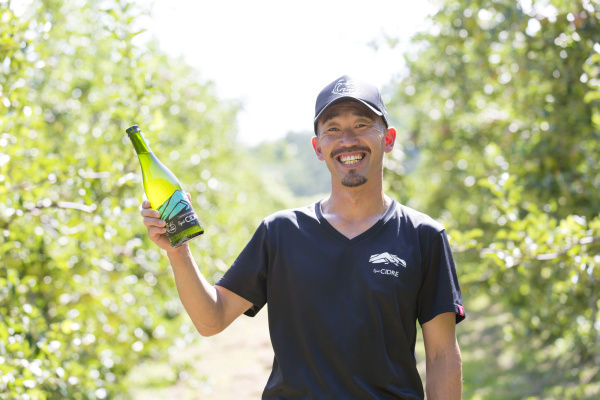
[166,244,224,336]
[425,344,462,399]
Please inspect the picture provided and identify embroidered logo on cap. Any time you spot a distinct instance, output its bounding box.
[333,78,357,95]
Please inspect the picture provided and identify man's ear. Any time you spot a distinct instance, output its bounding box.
[312,136,325,161]
[384,127,397,153]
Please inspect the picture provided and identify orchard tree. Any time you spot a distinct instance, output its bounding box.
[0,0,286,398]
[385,0,599,398]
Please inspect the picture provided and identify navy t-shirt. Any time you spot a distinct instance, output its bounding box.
[217,201,465,400]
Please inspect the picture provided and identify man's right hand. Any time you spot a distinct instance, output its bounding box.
[140,199,179,252]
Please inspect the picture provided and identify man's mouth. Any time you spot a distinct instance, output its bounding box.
[331,146,371,165]
[338,154,365,165]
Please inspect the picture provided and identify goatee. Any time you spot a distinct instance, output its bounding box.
[341,171,367,187]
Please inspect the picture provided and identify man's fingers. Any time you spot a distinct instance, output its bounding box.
[186,192,191,202]
[143,216,166,228]
[138,199,172,249]
[140,207,161,219]
[148,225,167,237]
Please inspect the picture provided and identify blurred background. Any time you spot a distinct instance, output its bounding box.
[1,0,599,399]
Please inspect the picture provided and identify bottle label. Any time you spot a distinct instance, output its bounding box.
[156,190,201,238]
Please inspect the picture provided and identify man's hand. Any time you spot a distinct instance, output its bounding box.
[140,194,192,252]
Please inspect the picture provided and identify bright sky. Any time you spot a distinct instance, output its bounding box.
[142,0,436,144]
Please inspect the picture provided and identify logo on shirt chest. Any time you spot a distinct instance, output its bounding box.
[369,252,406,278]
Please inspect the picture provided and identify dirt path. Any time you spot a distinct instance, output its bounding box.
[189,308,273,399]
[131,308,273,400]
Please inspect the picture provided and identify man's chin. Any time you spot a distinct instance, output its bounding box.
[341,173,367,188]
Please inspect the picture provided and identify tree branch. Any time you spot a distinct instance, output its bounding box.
[452,236,600,261]
[535,236,600,260]
[54,201,97,213]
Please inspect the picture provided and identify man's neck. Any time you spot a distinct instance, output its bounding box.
[320,184,391,239]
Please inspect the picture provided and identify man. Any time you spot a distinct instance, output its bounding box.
[141,75,465,399]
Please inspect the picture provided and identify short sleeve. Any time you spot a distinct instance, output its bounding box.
[417,230,465,325]
[216,221,270,317]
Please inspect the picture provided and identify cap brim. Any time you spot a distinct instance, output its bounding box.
[313,97,383,126]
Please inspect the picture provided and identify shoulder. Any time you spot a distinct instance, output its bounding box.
[391,202,445,235]
[262,203,319,228]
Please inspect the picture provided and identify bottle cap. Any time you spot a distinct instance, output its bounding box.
[126,124,140,136]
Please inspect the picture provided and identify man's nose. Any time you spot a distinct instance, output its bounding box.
[339,128,359,145]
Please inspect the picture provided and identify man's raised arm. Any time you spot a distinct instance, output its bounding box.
[140,199,252,337]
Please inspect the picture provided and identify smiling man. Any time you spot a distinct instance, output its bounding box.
[315,102,379,188]
[141,75,465,399]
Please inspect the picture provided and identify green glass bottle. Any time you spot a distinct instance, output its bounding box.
[126,124,204,247]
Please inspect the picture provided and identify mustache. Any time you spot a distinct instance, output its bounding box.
[330,146,371,159]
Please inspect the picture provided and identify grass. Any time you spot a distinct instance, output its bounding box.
[423,293,600,400]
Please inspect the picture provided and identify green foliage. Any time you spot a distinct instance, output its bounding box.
[385,0,600,397]
[0,0,286,398]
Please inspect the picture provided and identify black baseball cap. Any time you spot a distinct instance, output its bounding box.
[313,75,388,134]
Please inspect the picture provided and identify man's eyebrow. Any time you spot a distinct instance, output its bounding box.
[321,110,371,125]
[321,112,340,125]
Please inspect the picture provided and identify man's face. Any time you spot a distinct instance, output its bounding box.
[312,101,395,188]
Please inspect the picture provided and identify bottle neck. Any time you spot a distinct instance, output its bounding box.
[129,131,151,154]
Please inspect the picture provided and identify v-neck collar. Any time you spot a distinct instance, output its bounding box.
[315,200,396,245]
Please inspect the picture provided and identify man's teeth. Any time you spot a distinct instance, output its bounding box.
[338,154,364,165]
